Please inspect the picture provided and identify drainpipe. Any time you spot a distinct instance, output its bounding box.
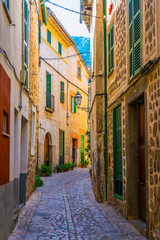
[103,0,108,201]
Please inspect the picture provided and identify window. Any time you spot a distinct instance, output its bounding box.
[78,65,81,79]
[3,0,9,11]
[71,96,76,113]
[23,0,29,88]
[108,24,114,74]
[46,72,51,108]
[81,134,85,162]
[129,0,141,78]
[31,111,36,156]
[113,104,123,200]
[58,42,62,55]
[3,111,8,134]
[60,82,65,103]
[47,29,51,44]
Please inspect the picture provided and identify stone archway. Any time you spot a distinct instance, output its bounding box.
[44,132,52,169]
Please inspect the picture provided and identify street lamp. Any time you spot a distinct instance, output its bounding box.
[74,91,89,112]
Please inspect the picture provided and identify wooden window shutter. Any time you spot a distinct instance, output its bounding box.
[78,66,81,79]
[46,73,51,93]
[113,104,123,199]
[108,24,114,74]
[47,29,51,44]
[60,82,64,103]
[74,98,76,113]
[58,42,62,55]
[23,0,29,88]
[81,134,85,162]
[129,0,141,79]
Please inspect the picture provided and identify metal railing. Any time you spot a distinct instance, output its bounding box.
[46,92,55,111]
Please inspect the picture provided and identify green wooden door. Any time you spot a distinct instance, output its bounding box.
[113,105,123,199]
[59,130,65,165]
[81,134,84,162]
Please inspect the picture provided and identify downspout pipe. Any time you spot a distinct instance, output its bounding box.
[103,0,108,201]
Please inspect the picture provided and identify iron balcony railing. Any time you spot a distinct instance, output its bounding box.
[46,92,55,111]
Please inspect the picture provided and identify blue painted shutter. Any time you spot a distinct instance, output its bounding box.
[23,0,29,88]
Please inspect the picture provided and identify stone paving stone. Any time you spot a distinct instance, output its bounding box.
[8,168,146,240]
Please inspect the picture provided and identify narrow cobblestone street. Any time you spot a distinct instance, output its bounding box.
[9,169,146,240]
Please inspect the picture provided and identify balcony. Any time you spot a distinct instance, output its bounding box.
[45,92,55,113]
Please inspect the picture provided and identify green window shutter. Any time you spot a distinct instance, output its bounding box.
[5,0,9,11]
[59,130,65,165]
[23,0,29,88]
[60,82,64,103]
[78,66,81,79]
[46,72,51,108]
[108,24,114,74]
[47,29,51,44]
[71,96,73,112]
[129,0,141,78]
[113,104,123,199]
[58,42,62,55]
[46,72,51,93]
[74,98,76,113]
[81,134,85,162]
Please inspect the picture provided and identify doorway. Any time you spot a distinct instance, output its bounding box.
[44,133,52,168]
[59,130,65,165]
[72,139,78,163]
[127,96,146,223]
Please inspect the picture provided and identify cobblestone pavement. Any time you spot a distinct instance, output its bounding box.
[9,168,146,240]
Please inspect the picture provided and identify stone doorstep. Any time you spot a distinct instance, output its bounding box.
[129,219,147,238]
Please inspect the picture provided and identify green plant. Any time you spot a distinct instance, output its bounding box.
[71,162,77,167]
[41,164,52,176]
[89,167,92,175]
[35,174,43,189]
[81,160,89,167]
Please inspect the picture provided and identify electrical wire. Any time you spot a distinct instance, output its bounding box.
[46,0,103,19]
[43,51,90,60]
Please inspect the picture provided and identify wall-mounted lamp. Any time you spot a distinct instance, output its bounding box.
[75,91,89,113]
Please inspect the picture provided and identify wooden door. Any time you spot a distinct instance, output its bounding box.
[72,139,78,163]
[138,103,146,222]
[44,134,49,166]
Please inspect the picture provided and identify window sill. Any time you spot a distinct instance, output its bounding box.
[45,107,54,113]
[2,132,10,138]
[2,1,12,24]
[114,193,123,201]
[128,70,141,84]
[108,68,114,78]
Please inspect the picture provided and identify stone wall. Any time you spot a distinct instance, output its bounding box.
[144,0,156,61]
[148,63,160,239]
[26,2,39,200]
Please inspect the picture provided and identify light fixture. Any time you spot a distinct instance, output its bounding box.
[74,91,89,112]
[75,91,82,106]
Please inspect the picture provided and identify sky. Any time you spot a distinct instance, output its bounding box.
[46,0,90,37]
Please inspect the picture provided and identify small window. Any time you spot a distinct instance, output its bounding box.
[58,42,62,55]
[71,96,76,113]
[47,29,51,44]
[3,111,8,133]
[78,65,81,79]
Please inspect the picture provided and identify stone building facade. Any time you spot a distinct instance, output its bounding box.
[38,8,89,170]
[82,0,160,238]
[0,1,42,239]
